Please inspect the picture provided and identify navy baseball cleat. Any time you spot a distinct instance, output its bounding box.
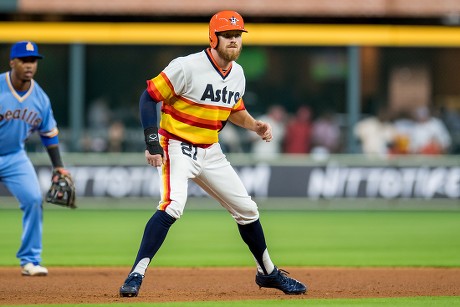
[255,267,307,295]
[119,273,143,297]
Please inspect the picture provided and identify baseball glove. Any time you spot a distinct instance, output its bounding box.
[45,168,76,209]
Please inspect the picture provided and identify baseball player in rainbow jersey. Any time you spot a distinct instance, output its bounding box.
[0,41,71,276]
[119,11,307,297]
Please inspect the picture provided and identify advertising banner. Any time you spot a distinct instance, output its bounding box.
[2,163,457,200]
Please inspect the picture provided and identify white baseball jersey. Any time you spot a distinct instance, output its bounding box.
[147,48,246,145]
[146,48,258,223]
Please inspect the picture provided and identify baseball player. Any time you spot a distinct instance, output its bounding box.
[0,41,72,276]
[119,11,307,297]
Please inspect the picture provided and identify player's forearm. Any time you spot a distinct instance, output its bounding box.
[139,90,159,129]
[40,134,64,168]
[45,145,64,169]
[229,110,258,131]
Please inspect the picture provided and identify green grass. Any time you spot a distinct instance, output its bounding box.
[1,204,459,306]
[1,208,459,267]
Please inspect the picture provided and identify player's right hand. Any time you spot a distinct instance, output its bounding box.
[255,120,273,142]
[145,150,164,167]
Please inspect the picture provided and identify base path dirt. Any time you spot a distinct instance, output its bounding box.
[1,267,459,305]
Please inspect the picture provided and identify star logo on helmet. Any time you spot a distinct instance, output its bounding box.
[229,16,238,25]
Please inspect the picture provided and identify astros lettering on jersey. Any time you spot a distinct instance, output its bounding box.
[146,48,246,145]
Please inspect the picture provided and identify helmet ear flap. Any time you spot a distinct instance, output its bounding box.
[210,32,219,49]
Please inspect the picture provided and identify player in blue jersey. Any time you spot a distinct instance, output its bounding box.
[0,41,72,276]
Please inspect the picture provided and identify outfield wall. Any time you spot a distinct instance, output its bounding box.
[1,153,458,201]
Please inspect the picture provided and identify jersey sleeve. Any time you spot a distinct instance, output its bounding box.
[146,59,186,105]
[231,97,246,113]
[231,64,246,113]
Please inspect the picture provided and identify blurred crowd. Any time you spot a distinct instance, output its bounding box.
[354,105,457,157]
[220,104,343,158]
[220,103,459,159]
[24,99,459,158]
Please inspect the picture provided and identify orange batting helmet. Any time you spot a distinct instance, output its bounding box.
[209,10,247,49]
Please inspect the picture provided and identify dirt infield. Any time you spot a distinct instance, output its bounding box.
[1,267,459,305]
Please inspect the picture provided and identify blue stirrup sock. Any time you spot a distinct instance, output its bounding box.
[131,210,176,274]
[238,219,272,275]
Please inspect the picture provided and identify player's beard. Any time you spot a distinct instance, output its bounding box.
[217,44,242,62]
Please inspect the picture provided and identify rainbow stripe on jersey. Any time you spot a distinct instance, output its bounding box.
[147,48,246,145]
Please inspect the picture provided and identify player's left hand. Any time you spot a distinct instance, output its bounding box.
[255,120,273,142]
[46,168,76,209]
[145,150,164,167]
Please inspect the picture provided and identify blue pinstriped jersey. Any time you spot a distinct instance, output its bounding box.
[0,72,58,155]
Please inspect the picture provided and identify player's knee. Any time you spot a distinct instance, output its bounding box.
[31,193,43,206]
[19,193,43,210]
[164,206,183,220]
[233,207,259,225]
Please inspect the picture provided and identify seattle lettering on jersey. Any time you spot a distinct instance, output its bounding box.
[200,84,241,104]
[0,107,42,127]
